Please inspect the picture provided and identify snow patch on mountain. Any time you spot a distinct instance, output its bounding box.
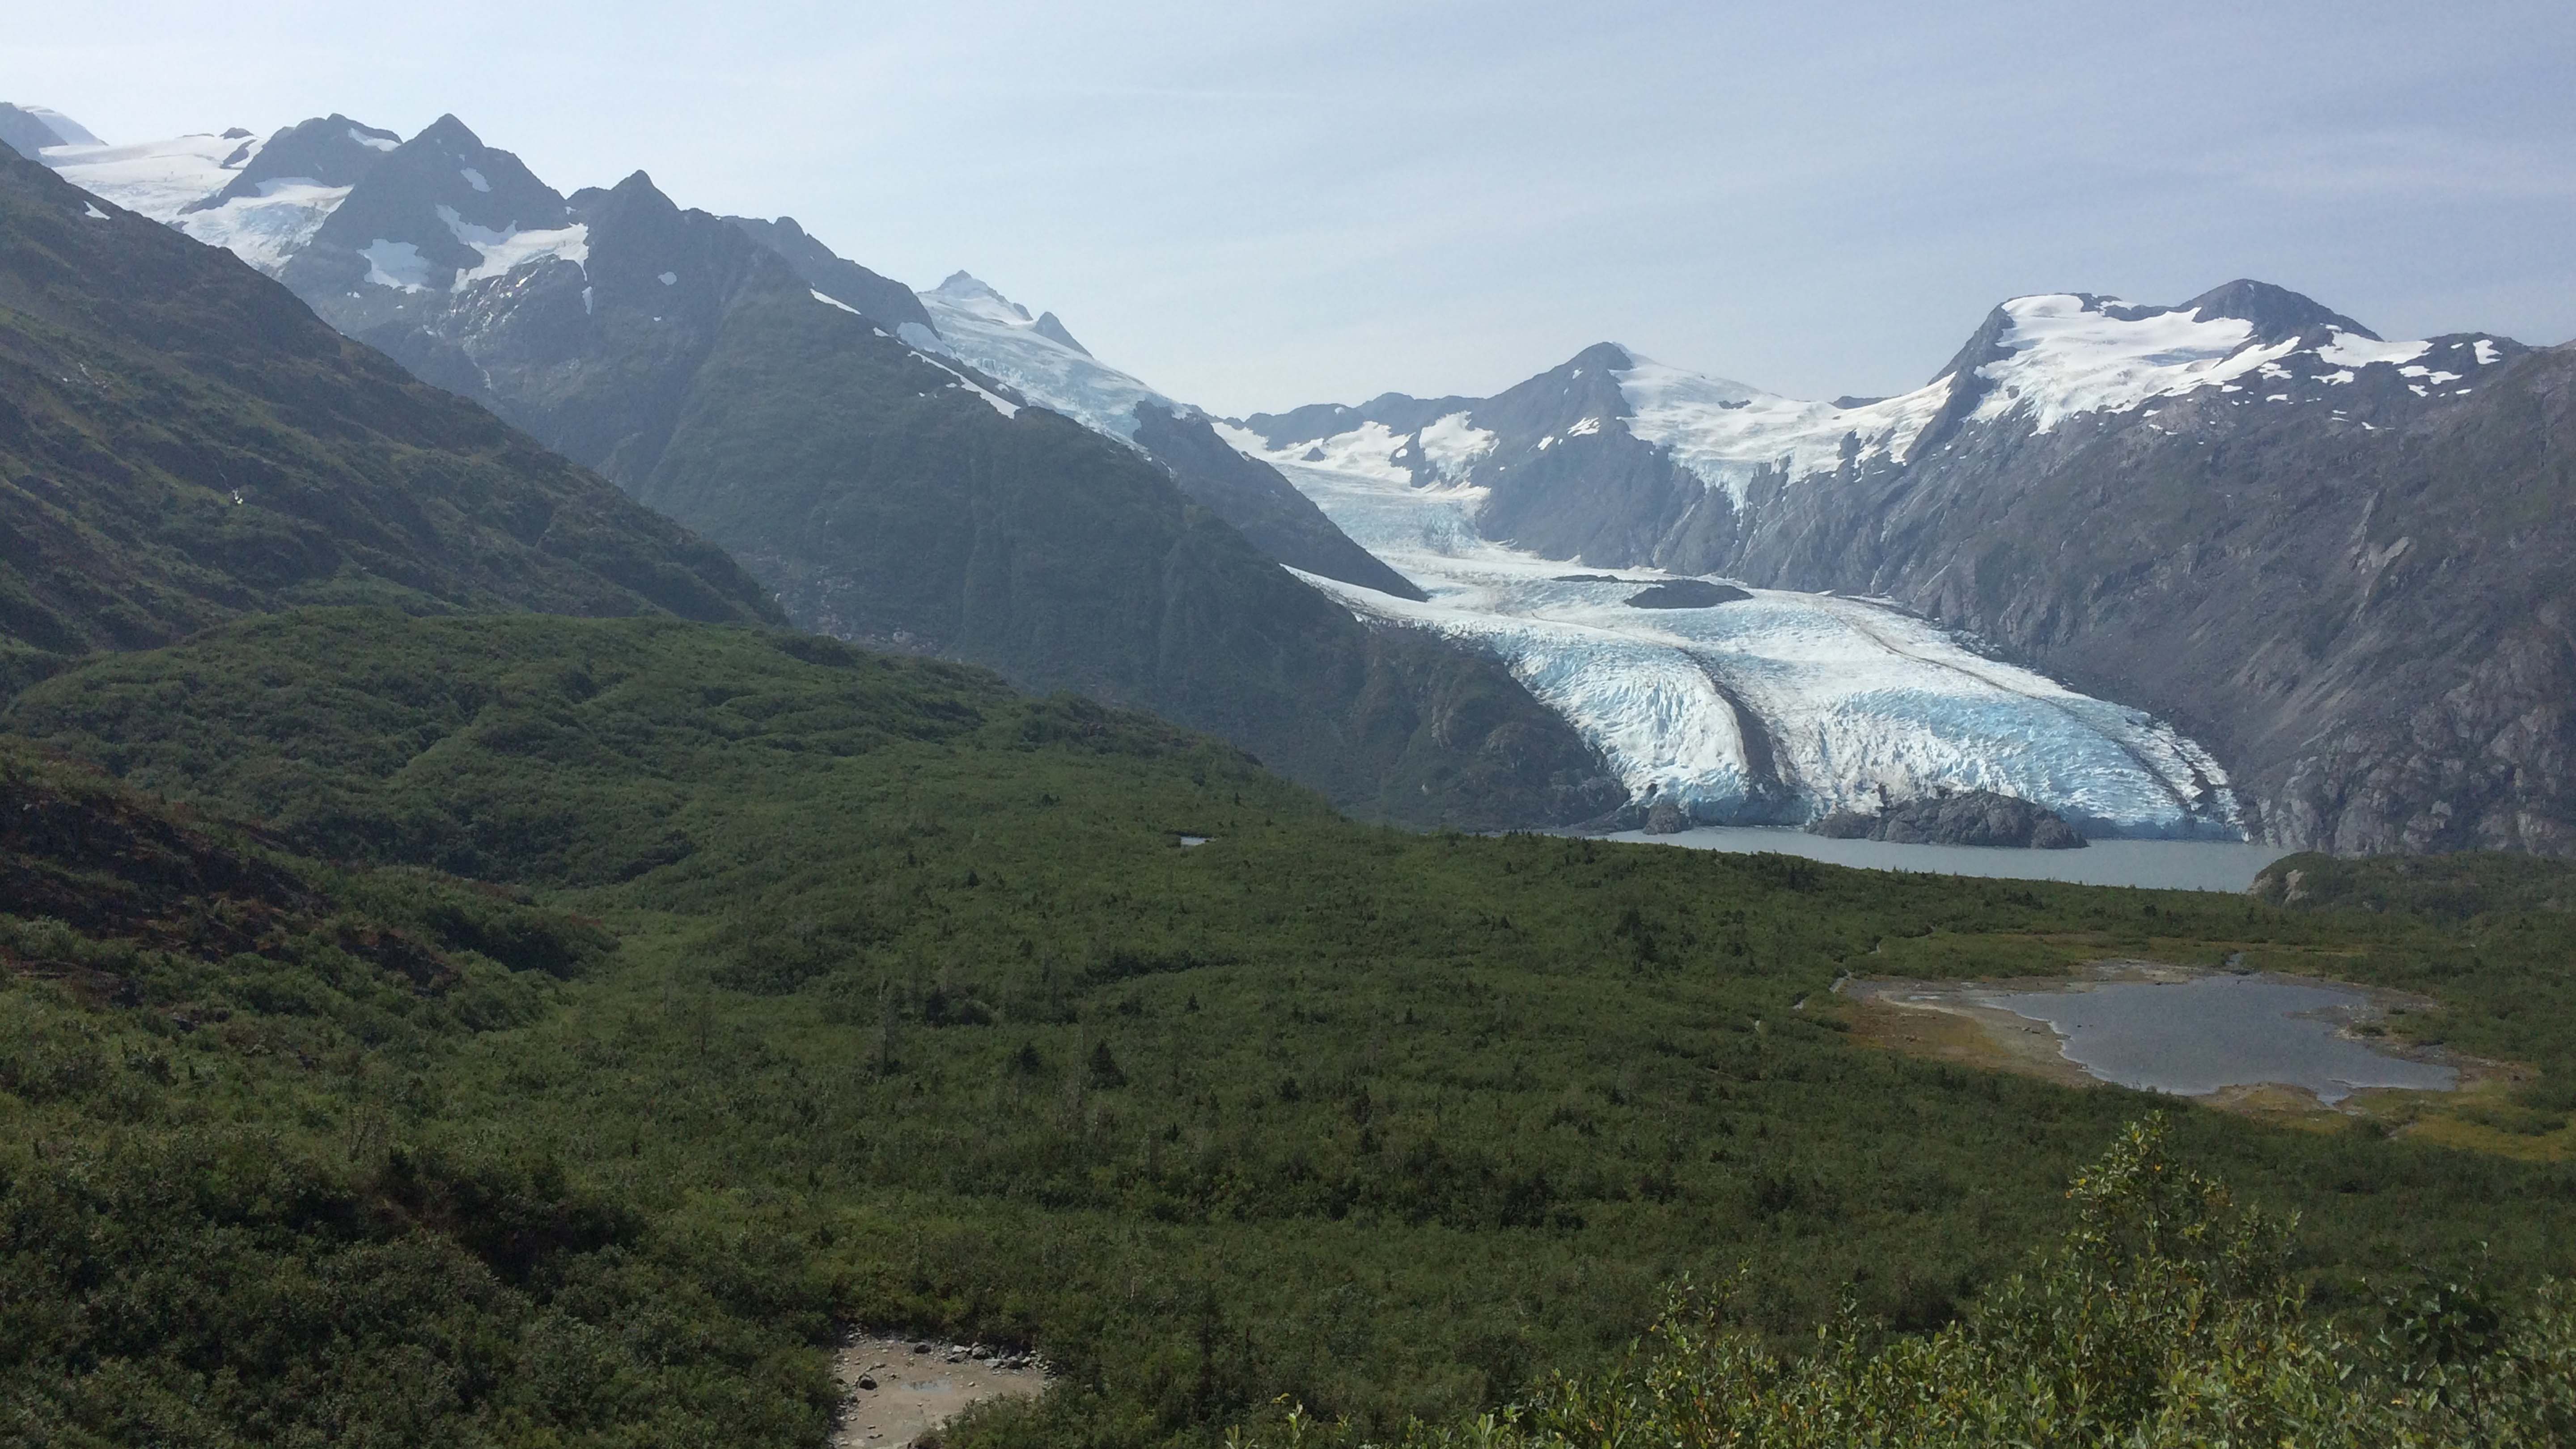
[1969,296,2309,434]
[1416,412,1498,480]
[1615,355,1951,504]
[2315,331,2432,371]
[439,205,588,288]
[911,272,1171,441]
[360,239,433,292]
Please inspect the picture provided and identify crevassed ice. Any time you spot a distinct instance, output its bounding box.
[43,133,356,277]
[180,182,352,274]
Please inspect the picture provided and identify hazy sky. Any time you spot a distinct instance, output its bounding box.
[16,2,2575,413]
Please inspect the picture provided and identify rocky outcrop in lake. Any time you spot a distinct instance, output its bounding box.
[1814,790,2086,848]
[1625,579,1752,609]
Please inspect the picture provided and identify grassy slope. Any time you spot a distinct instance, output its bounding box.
[4,608,2573,1445]
[0,739,836,1447]
[0,148,779,692]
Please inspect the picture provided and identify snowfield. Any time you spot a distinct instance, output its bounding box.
[45,131,349,276]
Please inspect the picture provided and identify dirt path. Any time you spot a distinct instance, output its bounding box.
[833,1334,1046,1447]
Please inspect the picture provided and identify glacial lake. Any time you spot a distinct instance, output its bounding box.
[1979,975,2456,1103]
[1602,825,2290,892]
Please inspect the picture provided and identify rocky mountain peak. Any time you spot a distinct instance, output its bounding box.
[1033,310,1090,356]
[2182,278,2377,343]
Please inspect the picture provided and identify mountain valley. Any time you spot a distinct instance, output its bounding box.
[1,84,2575,1449]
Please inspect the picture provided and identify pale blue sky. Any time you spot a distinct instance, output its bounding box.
[15,1,2574,413]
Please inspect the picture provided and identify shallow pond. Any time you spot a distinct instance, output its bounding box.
[1602,825,2288,892]
[1979,974,2455,1103]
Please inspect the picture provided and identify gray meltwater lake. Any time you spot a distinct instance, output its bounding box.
[1978,975,2457,1103]
[1602,826,2289,892]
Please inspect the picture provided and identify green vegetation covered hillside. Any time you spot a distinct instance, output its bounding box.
[4,607,2573,1445]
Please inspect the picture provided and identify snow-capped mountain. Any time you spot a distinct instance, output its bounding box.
[1245,282,2568,854]
[1237,283,2524,576]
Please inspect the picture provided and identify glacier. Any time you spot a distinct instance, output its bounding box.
[1222,426,2243,838]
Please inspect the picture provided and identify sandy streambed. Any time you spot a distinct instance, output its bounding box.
[833,1334,1046,1447]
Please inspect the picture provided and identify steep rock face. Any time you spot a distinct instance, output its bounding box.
[186,114,397,213]
[0,147,780,686]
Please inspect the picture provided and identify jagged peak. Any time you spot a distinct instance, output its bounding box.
[1032,310,1090,357]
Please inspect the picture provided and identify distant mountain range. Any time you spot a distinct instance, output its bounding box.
[28,104,2572,854]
